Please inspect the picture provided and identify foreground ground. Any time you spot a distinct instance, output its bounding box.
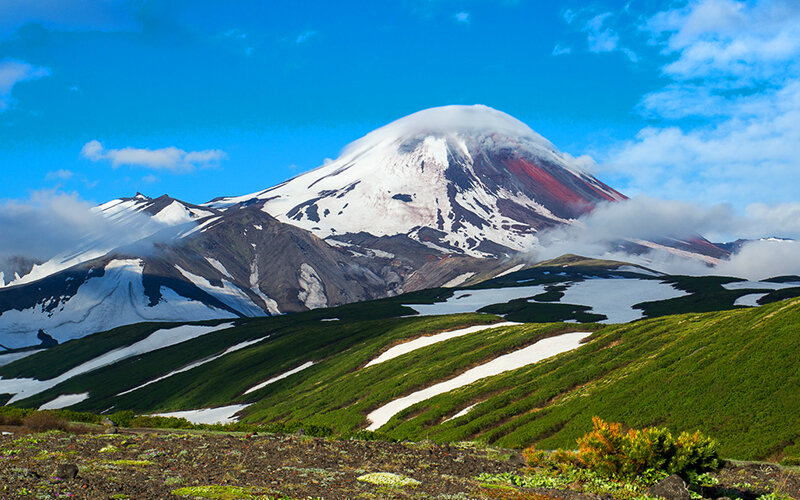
[1,427,799,499]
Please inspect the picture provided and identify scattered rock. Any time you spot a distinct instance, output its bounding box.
[101,416,119,434]
[56,463,79,481]
[294,428,305,436]
[648,474,691,500]
[508,452,526,467]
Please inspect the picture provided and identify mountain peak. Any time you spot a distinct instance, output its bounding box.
[208,105,624,257]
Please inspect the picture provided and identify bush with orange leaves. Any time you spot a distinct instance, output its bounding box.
[525,417,722,482]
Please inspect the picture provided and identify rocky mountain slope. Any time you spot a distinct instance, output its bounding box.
[0,105,730,348]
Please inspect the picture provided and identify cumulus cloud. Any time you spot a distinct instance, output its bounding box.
[603,0,800,205]
[0,190,169,262]
[0,59,50,111]
[454,12,470,24]
[81,140,227,173]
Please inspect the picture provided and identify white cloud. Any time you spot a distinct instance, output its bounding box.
[45,169,74,181]
[644,0,800,82]
[0,190,163,261]
[552,43,572,56]
[81,140,227,173]
[0,59,50,111]
[585,13,619,53]
[602,0,800,205]
[527,197,800,279]
[564,11,638,61]
[714,239,800,280]
[455,12,470,24]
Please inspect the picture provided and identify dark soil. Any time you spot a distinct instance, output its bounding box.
[0,426,797,500]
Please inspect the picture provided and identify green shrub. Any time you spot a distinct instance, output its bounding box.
[779,456,800,466]
[130,415,194,429]
[561,417,721,482]
[109,410,136,427]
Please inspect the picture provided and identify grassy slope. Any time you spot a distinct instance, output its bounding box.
[3,277,798,461]
[379,298,800,460]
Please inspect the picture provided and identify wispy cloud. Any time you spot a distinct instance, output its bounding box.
[454,12,470,24]
[561,10,638,61]
[552,43,572,56]
[295,30,316,44]
[81,140,227,173]
[0,189,164,261]
[45,169,74,181]
[0,59,50,111]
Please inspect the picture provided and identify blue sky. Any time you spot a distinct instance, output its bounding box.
[1,0,799,214]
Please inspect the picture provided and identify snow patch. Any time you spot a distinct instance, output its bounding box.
[442,272,476,288]
[443,403,478,422]
[118,336,268,396]
[366,331,591,431]
[557,278,687,324]
[39,393,89,410]
[0,350,43,368]
[407,285,547,316]
[734,293,768,307]
[496,264,524,278]
[249,261,280,315]
[0,260,235,348]
[0,322,233,404]
[243,361,315,395]
[364,322,519,368]
[297,263,327,309]
[153,404,250,425]
[722,280,799,291]
[205,258,233,279]
[175,265,265,316]
[152,201,194,226]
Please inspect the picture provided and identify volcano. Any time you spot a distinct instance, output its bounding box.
[209,105,626,257]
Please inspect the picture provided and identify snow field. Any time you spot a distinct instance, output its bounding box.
[723,280,800,291]
[365,331,591,431]
[117,336,269,396]
[407,285,547,316]
[734,293,768,307]
[0,322,233,404]
[556,278,687,324]
[39,393,90,410]
[0,259,236,348]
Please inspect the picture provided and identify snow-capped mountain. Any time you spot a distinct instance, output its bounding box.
[210,105,625,257]
[0,105,730,349]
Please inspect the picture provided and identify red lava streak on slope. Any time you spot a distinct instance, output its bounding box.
[506,157,591,207]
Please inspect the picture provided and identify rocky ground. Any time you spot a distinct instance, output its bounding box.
[0,426,797,499]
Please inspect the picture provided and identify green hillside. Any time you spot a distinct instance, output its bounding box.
[2,291,798,461]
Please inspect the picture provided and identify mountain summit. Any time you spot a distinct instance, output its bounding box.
[209,105,625,257]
